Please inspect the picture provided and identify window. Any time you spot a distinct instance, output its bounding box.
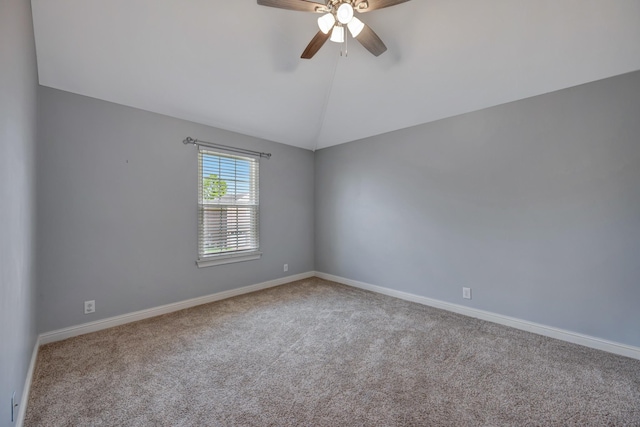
[197,148,260,267]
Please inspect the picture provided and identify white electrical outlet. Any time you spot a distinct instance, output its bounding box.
[84,300,95,314]
[463,287,472,300]
[283,264,288,272]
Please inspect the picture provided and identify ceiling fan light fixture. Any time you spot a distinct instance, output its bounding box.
[257,0,405,59]
[347,17,365,37]
[336,3,354,24]
[330,25,345,43]
[317,13,336,34]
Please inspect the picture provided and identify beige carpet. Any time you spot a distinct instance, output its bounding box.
[25,277,640,426]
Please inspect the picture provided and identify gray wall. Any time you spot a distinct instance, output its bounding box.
[37,87,314,332]
[0,0,39,422]
[315,70,640,348]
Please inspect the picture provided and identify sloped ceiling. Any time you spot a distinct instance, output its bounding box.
[31,0,640,151]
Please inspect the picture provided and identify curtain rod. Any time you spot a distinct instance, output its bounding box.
[183,137,272,159]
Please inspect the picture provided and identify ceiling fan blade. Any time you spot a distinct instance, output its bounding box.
[355,24,387,56]
[257,0,325,13]
[301,30,331,59]
[355,0,410,13]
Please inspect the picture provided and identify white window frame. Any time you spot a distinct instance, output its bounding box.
[196,147,261,268]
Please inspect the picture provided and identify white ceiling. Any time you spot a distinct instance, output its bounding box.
[31,0,640,151]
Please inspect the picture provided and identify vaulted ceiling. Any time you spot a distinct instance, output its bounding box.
[31,0,640,151]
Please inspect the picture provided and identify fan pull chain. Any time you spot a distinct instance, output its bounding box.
[341,30,349,57]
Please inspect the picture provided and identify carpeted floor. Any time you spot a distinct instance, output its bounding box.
[25,277,640,426]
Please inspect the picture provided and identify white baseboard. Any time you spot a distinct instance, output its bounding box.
[39,271,315,345]
[315,271,640,361]
[16,339,39,427]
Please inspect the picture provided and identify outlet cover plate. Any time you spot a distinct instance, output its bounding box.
[84,300,95,314]
[463,287,472,300]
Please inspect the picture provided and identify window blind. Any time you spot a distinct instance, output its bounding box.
[198,148,259,259]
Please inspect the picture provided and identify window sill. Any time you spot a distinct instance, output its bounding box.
[196,251,262,268]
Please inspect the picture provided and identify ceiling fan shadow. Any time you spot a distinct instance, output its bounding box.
[268,22,304,73]
[379,37,403,66]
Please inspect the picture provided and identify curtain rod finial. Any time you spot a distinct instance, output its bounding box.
[183,137,196,145]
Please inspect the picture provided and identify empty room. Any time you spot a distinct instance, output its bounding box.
[2,0,640,425]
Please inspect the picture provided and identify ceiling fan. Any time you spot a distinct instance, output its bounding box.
[257,0,410,59]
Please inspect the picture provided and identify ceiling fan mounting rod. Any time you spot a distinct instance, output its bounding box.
[326,0,367,11]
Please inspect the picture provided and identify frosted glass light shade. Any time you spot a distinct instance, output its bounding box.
[330,25,345,43]
[347,17,365,37]
[336,3,354,24]
[317,13,336,34]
